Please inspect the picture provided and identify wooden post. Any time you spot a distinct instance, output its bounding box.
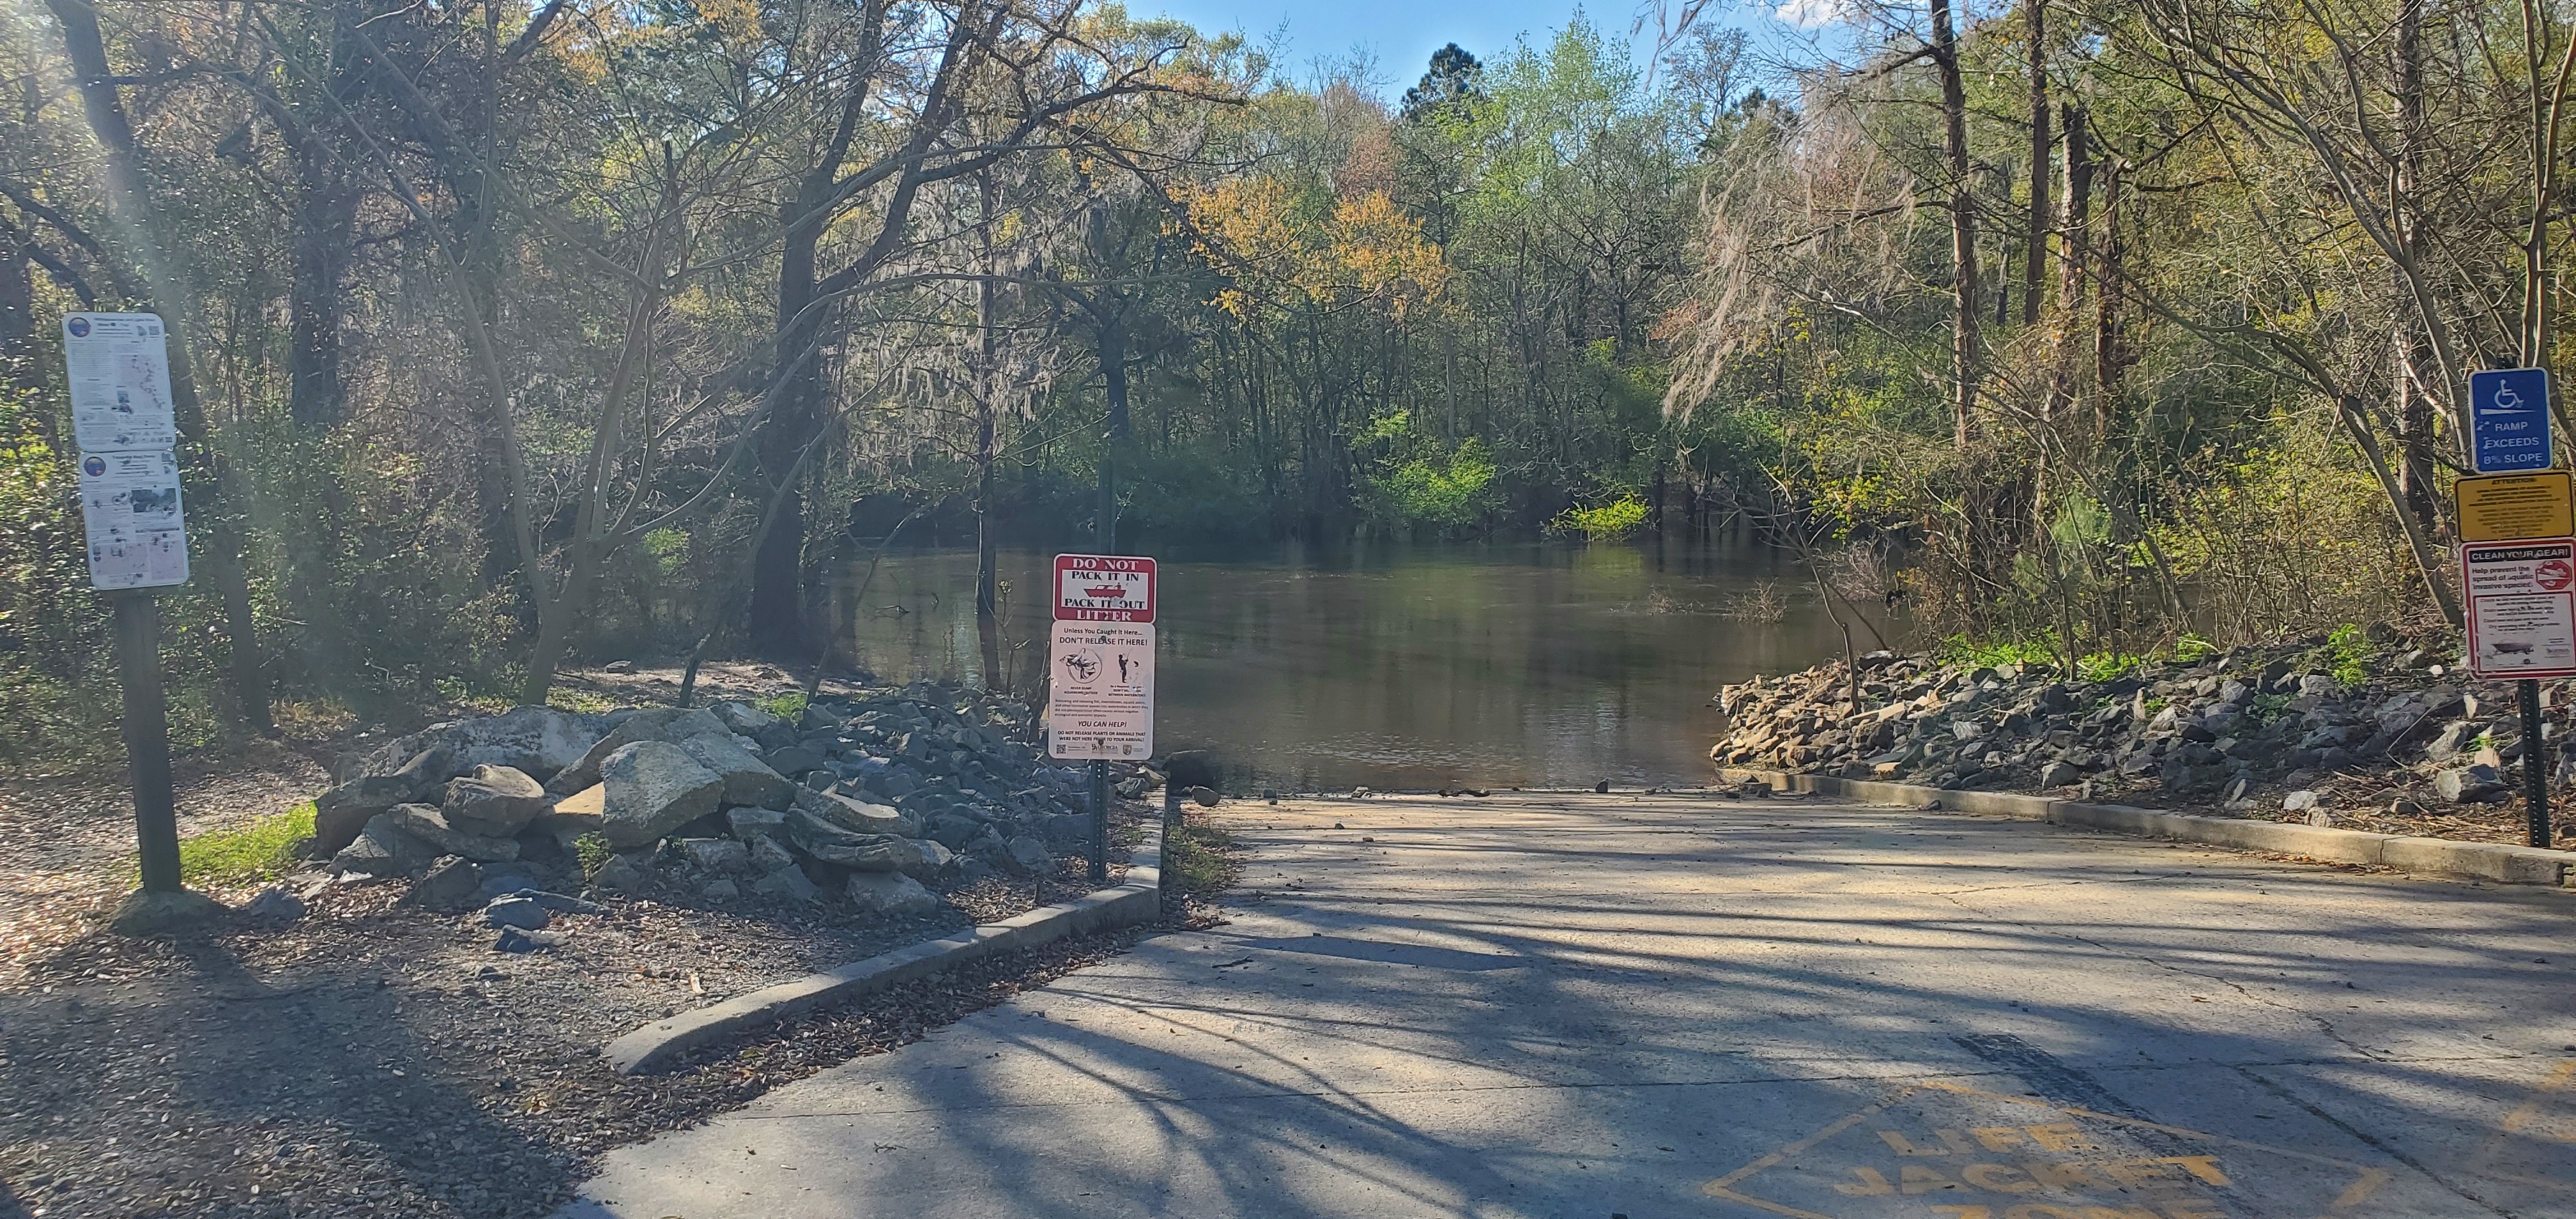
[114,591,182,893]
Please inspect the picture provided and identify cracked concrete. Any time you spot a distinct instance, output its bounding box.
[558,792,2576,1218]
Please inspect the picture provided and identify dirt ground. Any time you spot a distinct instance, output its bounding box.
[0,662,1198,1219]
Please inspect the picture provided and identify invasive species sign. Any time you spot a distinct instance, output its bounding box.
[2464,538,2576,678]
[2469,367,2556,474]
[1054,553,1156,622]
[1046,620,1155,760]
[78,448,189,590]
[2457,470,2576,542]
[63,312,178,452]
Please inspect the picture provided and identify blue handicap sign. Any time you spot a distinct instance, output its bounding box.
[2470,367,2556,473]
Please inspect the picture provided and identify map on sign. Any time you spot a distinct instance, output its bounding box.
[2469,367,2555,474]
[1046,620,1154,759]
[1054,553,1156,622]
[63,312,178,453]
[78,448,189,590]
[2464,539,2576,678]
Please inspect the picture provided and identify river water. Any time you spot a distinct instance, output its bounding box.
[822,538,1848,792]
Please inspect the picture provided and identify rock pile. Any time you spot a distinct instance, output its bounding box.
[1711,632,2572,813]
[311,684,1117,920]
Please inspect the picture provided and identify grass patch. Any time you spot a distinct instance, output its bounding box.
[1164,818,1240,894]
[174,801,316,889]
[546,687,621,716]
[758,690,809,721]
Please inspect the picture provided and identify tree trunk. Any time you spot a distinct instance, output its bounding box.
[2055,104,2093,440]
[2391,0,2441,544]
[2022,0,2050,329]
[49,0,269,732]
[1931,0,1980,449]
[2093,155,2128,439]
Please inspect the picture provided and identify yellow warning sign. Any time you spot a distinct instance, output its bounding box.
[2456,470,2575,542]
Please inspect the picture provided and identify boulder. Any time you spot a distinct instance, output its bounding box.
[783,807,907,871]
[384,803,522,862]
[753,865,824,903]
[797,787,917,838]
[597,740,725,850]
[2281,790,2320,813]
[2426,720,2480,762]
[677,837,753,877]
[710,700,783,737]
[675,732,794,809]
[2435,765,2508,804]
[528,785,606,847]
[726,806,789,841]
[2037,761,2080,788]
[329,814,440,876]
[762,746,829,779]
[590,852,659,894]
[484,895,551,930]
[347,706,604,785]
[548,707,732,795]
[1004,835,1053,875]
[845,870,940,917]
[898,837,954,880]
[746,836,799,875]
[701,877,742,901]
[312,744,454,855]
[1184,786,1220,808]
[407,856,486,913]
[441,764,549,836]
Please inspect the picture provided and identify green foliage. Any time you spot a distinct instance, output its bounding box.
[572,832,614,882]
[175,802,315,889]
[1547,495,1650,540]
[2326,624,2374,687]
[1357,414,1503,535]
[758,690,808,721]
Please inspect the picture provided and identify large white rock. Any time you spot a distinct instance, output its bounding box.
[598,740,725,850]
[675,732,794,810]
[549,708,731,795]
[845,871,940,917]
[346,706,606,785]
[442,764,550,836]
[793,786,917,837]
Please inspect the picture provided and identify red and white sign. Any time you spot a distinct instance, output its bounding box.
[1046,620,1154,760]
[2464,538,2576,678]
[1054,553,1156,622]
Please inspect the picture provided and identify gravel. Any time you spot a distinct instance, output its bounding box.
[0,804,1173,1219]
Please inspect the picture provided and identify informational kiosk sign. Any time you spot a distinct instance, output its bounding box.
[63,312,178,453]
[2464,538,2576,678]
[79,449,189,590]
[1054,553,1156,622]
[2470,367,2556,474]
[1046,620,1156,759]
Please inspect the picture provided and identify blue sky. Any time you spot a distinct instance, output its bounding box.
[1131,0,1793,93]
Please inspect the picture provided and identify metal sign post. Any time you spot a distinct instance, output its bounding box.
[2460,372,2570,847]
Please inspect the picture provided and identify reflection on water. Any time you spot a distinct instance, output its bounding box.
[822,537,1850,792]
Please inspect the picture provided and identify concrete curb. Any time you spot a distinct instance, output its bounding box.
[604,832,1165,1075]
[1715,768,2576,889]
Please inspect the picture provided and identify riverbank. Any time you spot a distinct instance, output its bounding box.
[1709,629,2576,848]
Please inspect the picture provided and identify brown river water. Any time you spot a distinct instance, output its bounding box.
[823,538,1848,792]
